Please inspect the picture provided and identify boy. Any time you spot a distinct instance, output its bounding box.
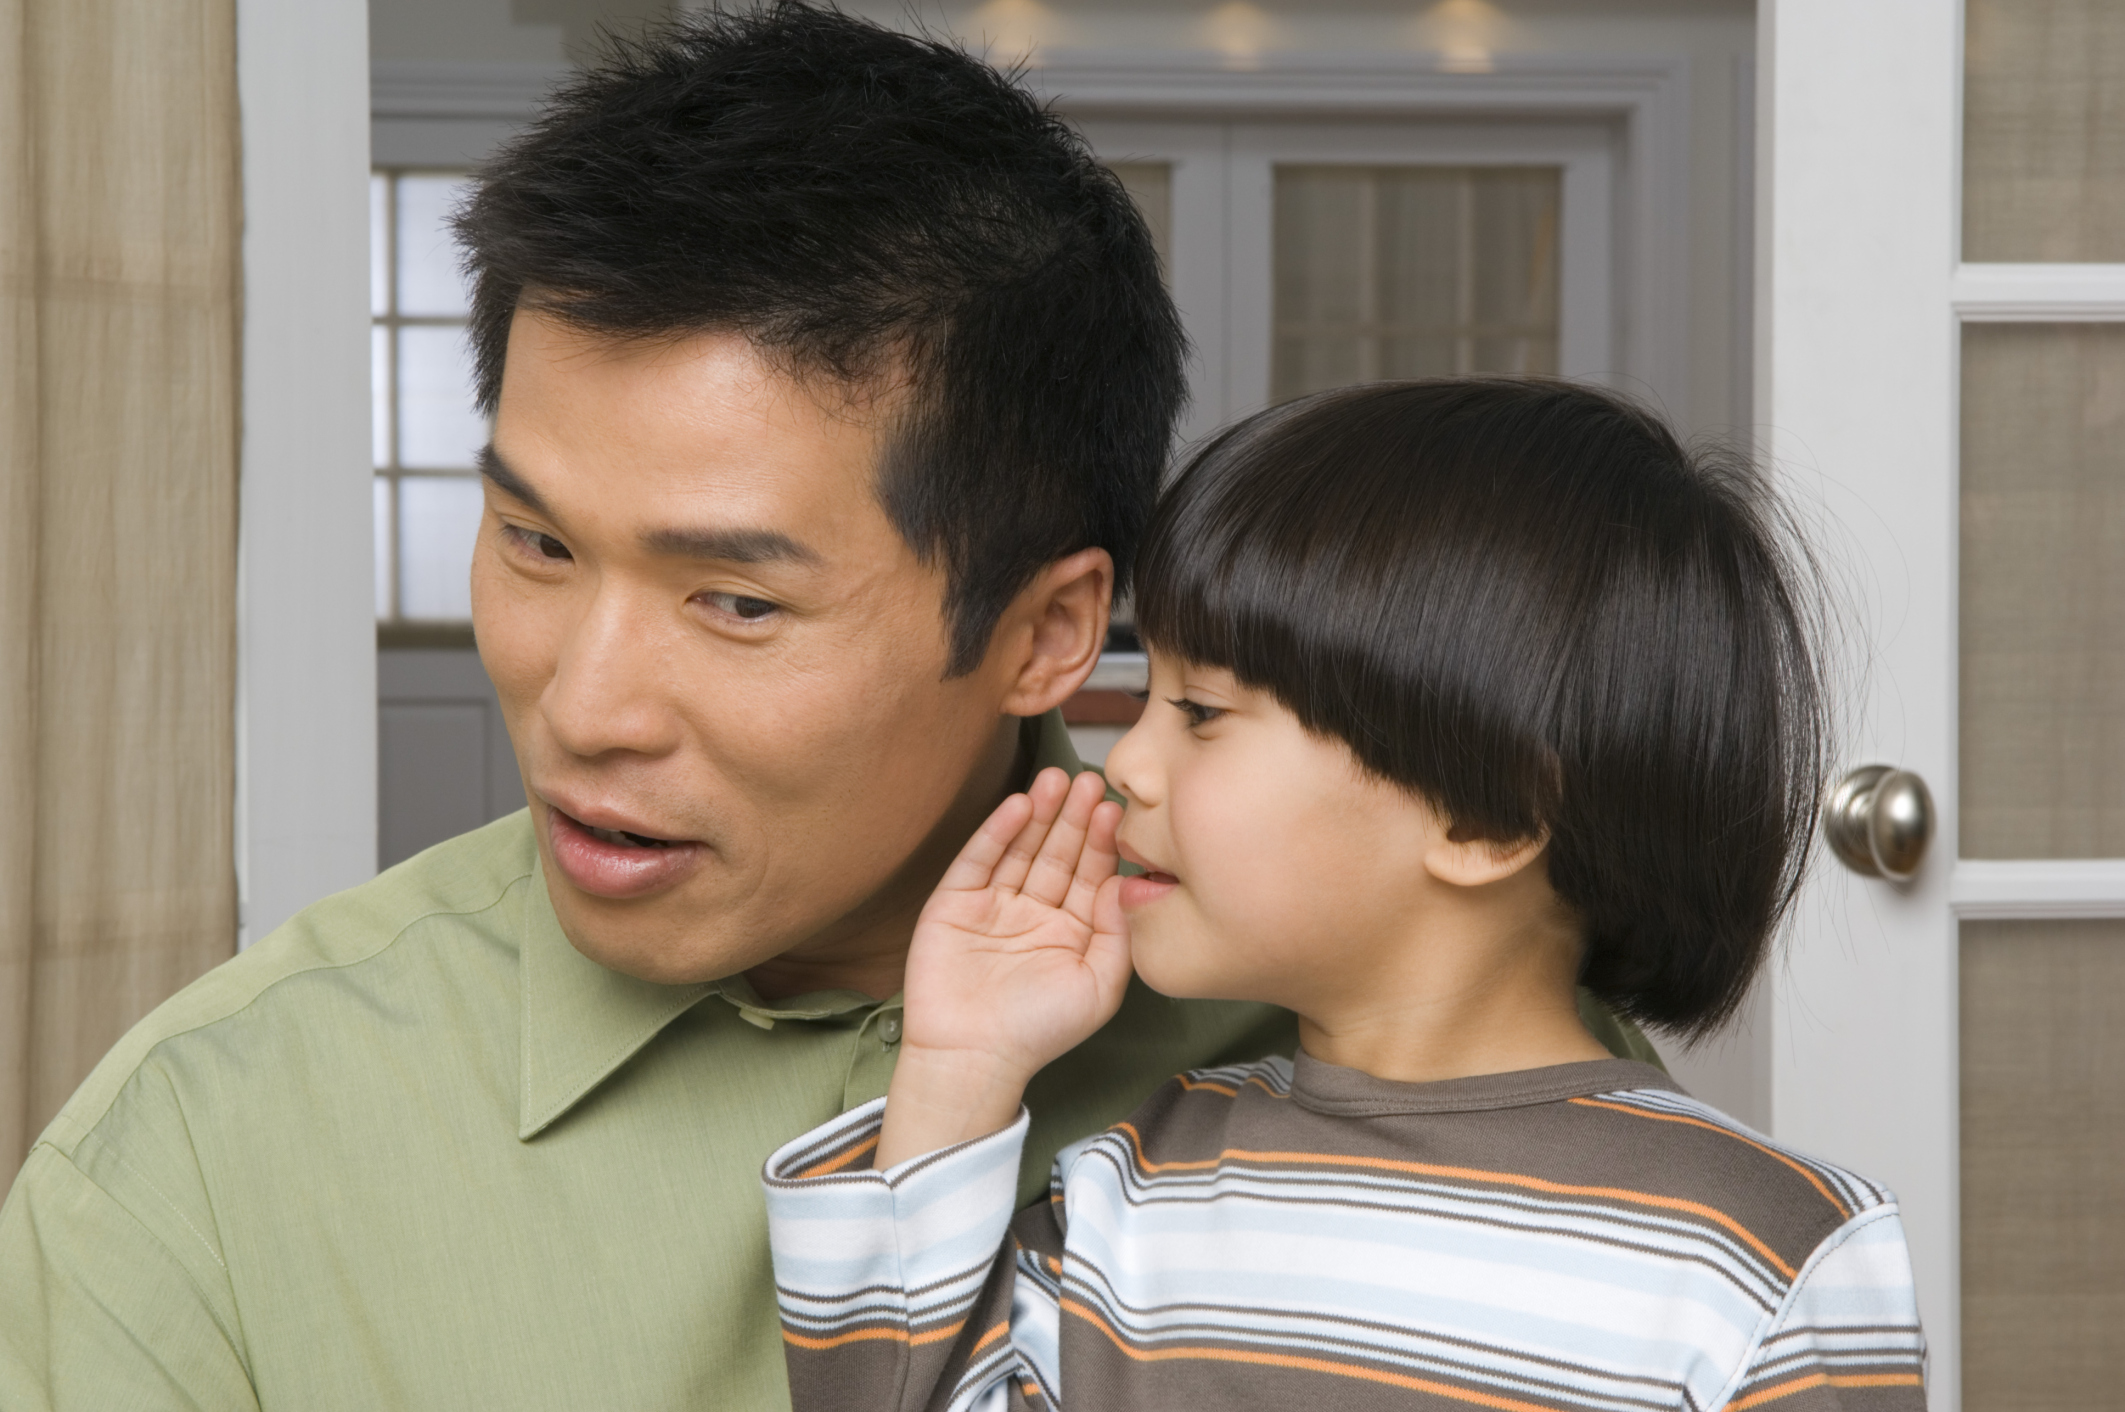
[761,380,1927,1411]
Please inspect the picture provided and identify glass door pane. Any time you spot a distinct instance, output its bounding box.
[1960,324,2125,858]
[1965,0,2125,261]
[1962,921,2125,1411]
[1271,165,1559,403]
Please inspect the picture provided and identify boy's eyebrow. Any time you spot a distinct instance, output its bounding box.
[478,444,822,568]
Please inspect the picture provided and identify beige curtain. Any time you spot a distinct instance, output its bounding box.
[0,0,240,1172]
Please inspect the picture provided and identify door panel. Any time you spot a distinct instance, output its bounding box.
[1960,323,2125,859]
[1960,920,2125,1412]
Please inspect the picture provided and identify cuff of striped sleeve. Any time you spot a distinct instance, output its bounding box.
[763,1098,1031,1353]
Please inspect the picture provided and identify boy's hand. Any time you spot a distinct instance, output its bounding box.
[875,767,1131,1168]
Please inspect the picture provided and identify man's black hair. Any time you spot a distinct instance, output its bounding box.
[454,2,1183,673]
[1134,379,1831,1038]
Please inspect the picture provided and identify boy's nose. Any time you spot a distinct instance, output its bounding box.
[1100,718,1159,807]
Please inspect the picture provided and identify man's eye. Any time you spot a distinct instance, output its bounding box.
[1167,696,1225,728]
[701,592,779,622]
[504,524,572,561]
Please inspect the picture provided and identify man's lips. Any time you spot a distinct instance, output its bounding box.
[545,803,708,901]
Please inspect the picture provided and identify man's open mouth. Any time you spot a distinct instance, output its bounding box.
[578,821,677,849]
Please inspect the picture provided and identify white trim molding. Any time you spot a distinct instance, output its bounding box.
[240,0,377,945]
[1951,859,2125,919]
[372,61,566,121]
[1953,263,2125,321]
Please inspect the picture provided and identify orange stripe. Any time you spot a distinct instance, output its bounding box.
[1729,1371,1924,1409]
[782,1317,968,1352]
[1110,1124,1797,1280]
[1062,1299,1561,1412]
[796,1133,879,1180]
[971,1320,1011,1355]
[1567,1098,1850,1218]
[1174,1073,1286,1099]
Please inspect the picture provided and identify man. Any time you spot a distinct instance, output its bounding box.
[0,6,1653,1408]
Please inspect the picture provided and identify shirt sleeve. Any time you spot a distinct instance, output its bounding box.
[0,1143,260,1411]
[764,1099,1059,1412]
[1718,1204,1929,1412]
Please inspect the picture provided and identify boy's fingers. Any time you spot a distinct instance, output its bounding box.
[936,792,1035,893]
[1085,873,1133,1005]
[1062,799,1123,925]
[989,767,1071,895]
[1021,771,1107,909]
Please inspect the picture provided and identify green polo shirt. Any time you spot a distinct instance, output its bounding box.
[0,711,1656,1410]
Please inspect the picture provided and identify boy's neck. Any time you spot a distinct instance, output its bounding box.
[1291,908,1613,1086]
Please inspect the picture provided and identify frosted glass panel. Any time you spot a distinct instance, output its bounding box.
[396,325,484,470]
[373,476,393,620]
[1960,324,2125,857]
[395,174,473,317]
[1962,920,2125,1411]
[397,476,484,621]
[1966,0,2125,261]
[372,325,390,469]
[1107,162,1172,275]
[371,173,389,318]
[1273,166,1558,403]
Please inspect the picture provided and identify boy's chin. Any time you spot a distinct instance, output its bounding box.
[1131,943,1280,1008]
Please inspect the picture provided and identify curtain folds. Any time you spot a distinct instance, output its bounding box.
[0,0,240,1172]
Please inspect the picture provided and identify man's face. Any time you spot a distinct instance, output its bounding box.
[475,312,1022,985]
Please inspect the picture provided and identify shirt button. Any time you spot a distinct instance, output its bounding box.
[878,1016,903,1045]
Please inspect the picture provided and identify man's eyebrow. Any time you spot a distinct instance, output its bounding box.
[641,525,823,567]
[478,445,551,517]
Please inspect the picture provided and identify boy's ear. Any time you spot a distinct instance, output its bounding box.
[995,546,1113,718]
[1422,826,1549,889]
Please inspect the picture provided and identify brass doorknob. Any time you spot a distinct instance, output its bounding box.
[1824,765,1934,882]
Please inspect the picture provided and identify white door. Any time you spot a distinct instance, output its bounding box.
[1765,3,2125,1408]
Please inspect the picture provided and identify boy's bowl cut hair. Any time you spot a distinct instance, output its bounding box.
[453,1,1183,675]
[1134,379,1830,1039]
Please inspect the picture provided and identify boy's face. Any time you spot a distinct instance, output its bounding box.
[1102,655,1451,1015]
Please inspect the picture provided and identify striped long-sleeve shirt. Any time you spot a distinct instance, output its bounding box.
[762,1055,1927,1412]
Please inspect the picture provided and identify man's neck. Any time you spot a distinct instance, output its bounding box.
[744,715,1034,1002]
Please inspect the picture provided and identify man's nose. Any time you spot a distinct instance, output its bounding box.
[540,588,685,760]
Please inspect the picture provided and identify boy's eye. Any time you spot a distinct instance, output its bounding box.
[700,591,779,622]
[1167,696,1225,729]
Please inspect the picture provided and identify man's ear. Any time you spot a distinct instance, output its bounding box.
[1422,827,1549,889]
[994,547,1113,717]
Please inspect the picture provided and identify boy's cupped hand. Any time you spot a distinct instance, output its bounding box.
[875,767,1133,1167]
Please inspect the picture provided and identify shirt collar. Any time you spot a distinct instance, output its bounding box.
[516,709,1087,1139]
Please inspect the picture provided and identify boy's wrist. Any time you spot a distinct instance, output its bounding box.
[875,1045,1034,1168]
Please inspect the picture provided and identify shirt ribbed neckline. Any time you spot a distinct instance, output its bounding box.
[1289,1053,1678,1117]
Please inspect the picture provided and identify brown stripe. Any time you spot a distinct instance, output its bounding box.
[1567,1098,1851,1218]
[1110,1123,1799,1280]
[1063,1298,1568,1412]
